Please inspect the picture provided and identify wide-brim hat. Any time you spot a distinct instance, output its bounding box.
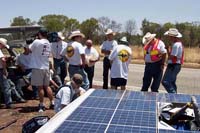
[0,38,9,49]
[164,28,182,38]
[119,36,129,45]
[142,32,156,45]
[68,30,85,40]
[105,29,116,35]
[57,32,65,40]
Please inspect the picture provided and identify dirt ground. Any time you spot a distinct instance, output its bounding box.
[0,98,55,133]
[0,85,102,133]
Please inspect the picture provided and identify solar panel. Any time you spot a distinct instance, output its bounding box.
[37,89,200,133]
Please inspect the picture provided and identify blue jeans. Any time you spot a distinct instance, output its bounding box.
[162,64,181,93]
[0,69,12,105]
[141,61,163,92]
[53,58,67,84]
[68,65,89,90]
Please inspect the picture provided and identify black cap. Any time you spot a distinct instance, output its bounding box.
[38,28,48,37]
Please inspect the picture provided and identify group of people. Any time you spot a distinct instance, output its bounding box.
[141,28,184,93]
[0,27,183,113]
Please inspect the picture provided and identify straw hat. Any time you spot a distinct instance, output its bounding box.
[68,30,85,40]
[0,38,9,49]
[57,32,65,40]
[142,32,156,45]
[164,28,182,38]
[105,29,116,35]
[119,36,129,45]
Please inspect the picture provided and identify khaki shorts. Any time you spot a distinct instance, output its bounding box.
[31,69,50,86]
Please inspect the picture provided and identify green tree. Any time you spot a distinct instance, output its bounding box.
[11,16,35,26]
[65,18,80,34]
[80,18,99,41]
[38,14,68,32]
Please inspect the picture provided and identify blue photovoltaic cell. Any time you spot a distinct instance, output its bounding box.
[90,89,124,99]
[159,129,199,133]
[111,110,156,128]
[118,99,156,112]
[123,91,157,101]
[158,93,191,103]
[107,125,156,133]
[80,97,120,109]
[55,121,107,133]
[66,107,114,124]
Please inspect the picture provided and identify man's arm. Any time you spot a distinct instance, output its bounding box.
[81,54,86,67]
[1,57,8,77]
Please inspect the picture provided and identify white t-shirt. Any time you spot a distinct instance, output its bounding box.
[84,46,99,67]
[51,41,68,59]
[54,82,85,113]
[0,49,5,69]
[100,40,118,57]
[168,42,183,64]
[15,53,32,69]
[29,39,51,69]
[61,41,85,65]
[109,45,132,79]
[144,40,167,62]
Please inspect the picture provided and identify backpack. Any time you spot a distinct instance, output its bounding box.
[22,116,50,133]
[55,84,78,102]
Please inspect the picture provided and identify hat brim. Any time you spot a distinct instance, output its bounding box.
[59,36,65,40]
[105,32,116,36]
[164,31,182,38]
[68,33,85,40]
[142,34,156,45]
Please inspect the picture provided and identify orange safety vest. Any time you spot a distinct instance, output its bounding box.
[144,39,161,62]
[169,42,184,64]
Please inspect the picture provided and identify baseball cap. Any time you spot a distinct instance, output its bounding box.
[72,74,83,85]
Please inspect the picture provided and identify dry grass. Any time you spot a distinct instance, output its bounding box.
[94,45,200,68]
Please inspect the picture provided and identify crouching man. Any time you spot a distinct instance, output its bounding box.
[54,74,86,113]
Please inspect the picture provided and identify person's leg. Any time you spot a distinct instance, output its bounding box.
[79,68,90,90]
[84,66,94,88]
[60,60,67,84]
[121,86,126,90]
[162,65,176,93]
[141,64,152,91]
[171,65,181,93]
[0,71,12,108]
[151,63,163,92]
[110,78,118,90]
[103,57,110,89]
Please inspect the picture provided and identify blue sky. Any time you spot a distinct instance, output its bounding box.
[1,0,200,30]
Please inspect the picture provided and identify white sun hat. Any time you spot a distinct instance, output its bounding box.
[105,29,116,35]
[57,32,65,40]
[0,38,9,49]
[164,28,182,38]
[142,32,156,45]
[68,30,85,40]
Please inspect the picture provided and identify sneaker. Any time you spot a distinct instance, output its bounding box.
[17,98,26,103]
[49,104,54,110]
[38,105,45,112]
[6,104,14,109]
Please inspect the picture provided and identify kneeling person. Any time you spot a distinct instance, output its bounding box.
[54,74,86,113]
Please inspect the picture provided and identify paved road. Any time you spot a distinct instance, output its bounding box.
[93,62,200,95]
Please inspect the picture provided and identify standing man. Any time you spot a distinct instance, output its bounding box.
[51,32,68,84]
[84,39,99,88]
[100,29,118,89]
[109,37,132,90]
[141,32,167,92]
[29,28,54,112]
[61,30,89,90]
[162,28,184,93]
